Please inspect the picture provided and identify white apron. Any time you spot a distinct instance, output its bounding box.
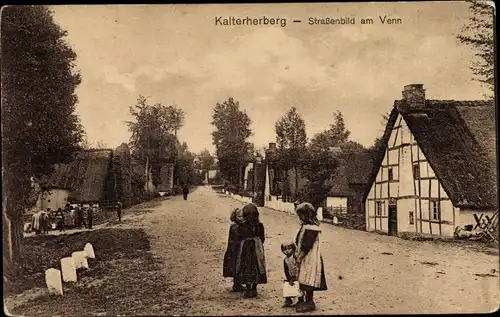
[297,224,323,289]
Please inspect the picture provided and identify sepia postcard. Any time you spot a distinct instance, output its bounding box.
[2,2,498,316]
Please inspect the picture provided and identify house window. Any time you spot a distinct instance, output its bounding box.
[431,201,440,220]
[409,211,414,225]
[375,201,383,216]
[412,163,420,179]
[388,167,394,181]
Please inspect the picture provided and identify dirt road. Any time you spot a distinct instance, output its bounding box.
[121,186,498,315]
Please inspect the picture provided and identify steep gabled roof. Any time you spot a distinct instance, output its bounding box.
[397,99,497,209]
[345,150,377,185]
[44,149,113,202]
[328,150,377,197]
[329,160,350,197]
[364,107,400,195]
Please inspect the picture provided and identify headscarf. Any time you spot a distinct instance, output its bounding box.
[230,208,242,223]
[295,202,320,226]
[242,203,259,226]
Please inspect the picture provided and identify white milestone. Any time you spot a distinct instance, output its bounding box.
[333,215,339,225]
[72,251,89,269]
[45,268,63,296]
[317,207,323,222]
[84,242,95,259]
[60,257,77,282]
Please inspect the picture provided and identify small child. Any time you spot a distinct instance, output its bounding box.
[281,242,304,307]
[223,208,244,292]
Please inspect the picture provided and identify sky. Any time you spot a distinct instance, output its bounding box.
[50,2,490,155]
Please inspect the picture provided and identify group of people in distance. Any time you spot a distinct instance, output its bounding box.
[29,202,98,234]
[223,201,327,313]
[28,201,124,234]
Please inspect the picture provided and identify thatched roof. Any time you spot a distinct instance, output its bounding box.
[397,99,497,209]
[329,159,350,196]
[157,163,175,191]
[43,149,113,203]
[368,98,497,210]
[345,150,377,185]
[115,143,130,157]
[329,150,377,197]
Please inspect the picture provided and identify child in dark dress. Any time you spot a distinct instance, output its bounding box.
[235,203,267,298]
[223,208,244,291]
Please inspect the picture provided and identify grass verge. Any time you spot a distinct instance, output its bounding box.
[4,228,186,316]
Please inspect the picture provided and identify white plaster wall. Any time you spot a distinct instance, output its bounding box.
[388,149,398,165]
[243,162,253,190]
[41,189,70,211]
[458,208,496,228]
[326,197,347,208]
[397,198,415,233]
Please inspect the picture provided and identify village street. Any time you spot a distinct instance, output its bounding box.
[114,186,498,315]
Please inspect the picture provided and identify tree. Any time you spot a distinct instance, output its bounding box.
[199,149,215,183]
[165,104,185,138]
[457,0,494,97]
[341,140,366,153]
[298,132,340,209]
[174,142,196,186]
[274,106,308,201]
[2,6,85,264]
[80,135,91,149]
[370,111,391,153]
[328,111,350,147]
[96,140,108,149]
[126,95,184,188]
[211,97,252,190]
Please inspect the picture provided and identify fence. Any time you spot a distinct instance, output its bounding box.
[327,210,366,230]
[263,196,296,214]
[99,200,119,211]
[323,206,348,219]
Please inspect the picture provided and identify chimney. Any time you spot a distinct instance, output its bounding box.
[402,84,426,108]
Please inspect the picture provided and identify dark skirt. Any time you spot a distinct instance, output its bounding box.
[223,243,239,277]
[235,238,267,284]
[223,225,239,277]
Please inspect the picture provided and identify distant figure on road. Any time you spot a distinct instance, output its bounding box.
[116,201,123,222]
[32,212,41,234]
[223,208,245,292]
[293,202,328,313]
[76,204,87,228]
[87,202,94,229]
[41,209,50,234]
[55,208,65,232]
[182,184,189,200]
[234,203,267,298]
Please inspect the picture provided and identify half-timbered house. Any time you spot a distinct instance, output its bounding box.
[365,84,497,237]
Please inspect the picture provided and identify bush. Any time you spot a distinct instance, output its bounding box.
[172,185,182,195]
[224,183,237,193]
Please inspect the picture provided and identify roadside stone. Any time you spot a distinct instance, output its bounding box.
[60,257,77,282]
[317,207,323,221]
[45,268,63,296]
[72,251,89,269]
[84,243,95,259]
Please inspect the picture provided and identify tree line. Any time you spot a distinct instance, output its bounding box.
[209,98,372,207]
[1,2,493,267]
[1,6,204,266]
[125,95,204,190]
